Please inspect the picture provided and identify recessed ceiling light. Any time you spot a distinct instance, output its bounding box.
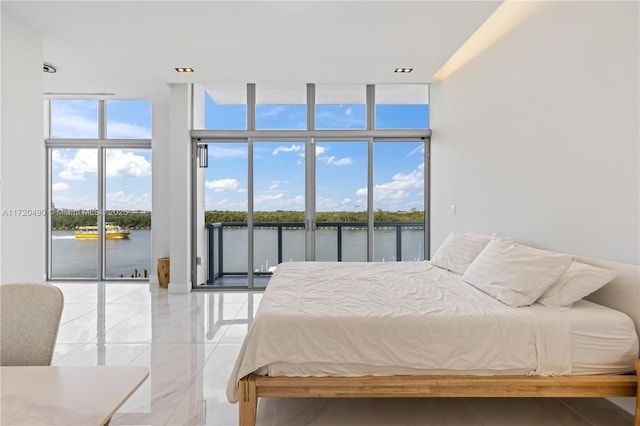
[394,67,413,73]
[175,67,194,73]
[43,63,57,73]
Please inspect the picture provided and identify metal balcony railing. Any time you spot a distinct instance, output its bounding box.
[206,221,424,284]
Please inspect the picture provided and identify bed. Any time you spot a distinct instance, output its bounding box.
[228,236,640,426]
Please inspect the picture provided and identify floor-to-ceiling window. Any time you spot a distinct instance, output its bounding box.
[197,83,429,288]
[47,99,152,281]
[372,141,426,262]
[315,140,368,262]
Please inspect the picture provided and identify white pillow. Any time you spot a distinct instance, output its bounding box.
[537,261,618,309]
[462,238,573,307]
[429,232,493,274]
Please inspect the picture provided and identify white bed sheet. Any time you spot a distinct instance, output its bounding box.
[261,299,639,377]
[227,261,598,403]
[564,299,638,374]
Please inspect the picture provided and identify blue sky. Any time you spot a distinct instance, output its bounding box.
[50,96,428,213]
[204,93,428,213]
[205,140,425,213]
[50,100,152,211]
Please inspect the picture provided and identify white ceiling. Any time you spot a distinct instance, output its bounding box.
[3,1,501,104]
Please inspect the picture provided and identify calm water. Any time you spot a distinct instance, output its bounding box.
[209,227,425,275]
[52,227,424,281]
[51,229,151,279]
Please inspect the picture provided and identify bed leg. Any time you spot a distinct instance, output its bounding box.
[239,376,257,426]
[634,360,639,426]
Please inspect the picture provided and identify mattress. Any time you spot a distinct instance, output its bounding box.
[227,261,639,403]
[565,299,638,374]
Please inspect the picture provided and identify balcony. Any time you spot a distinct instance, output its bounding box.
[204,221,425,287]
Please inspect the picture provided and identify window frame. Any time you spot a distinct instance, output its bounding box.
[45,99,152,281]
[194,84,431,289]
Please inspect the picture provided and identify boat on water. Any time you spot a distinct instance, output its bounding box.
[74,223,131,239]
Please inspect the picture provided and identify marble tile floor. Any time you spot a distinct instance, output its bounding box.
[50,283,635,426]
[197,275,270,289]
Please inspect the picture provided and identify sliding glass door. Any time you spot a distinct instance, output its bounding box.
[253,141,306,284]
[373,141,426,262]
[201,138,427,288]
[203,140,307,288]
[197,82,429,288]
[315,140,368,262]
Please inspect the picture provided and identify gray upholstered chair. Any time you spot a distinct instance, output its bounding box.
[0,283,64,366]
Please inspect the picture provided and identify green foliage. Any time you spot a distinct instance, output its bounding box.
[51,210,152,230]
[50,209,425,230]
[206,209,424,224]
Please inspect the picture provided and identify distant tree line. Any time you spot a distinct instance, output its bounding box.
[205,209,424,224]
[51,210,152,230]
[51,209,424,230]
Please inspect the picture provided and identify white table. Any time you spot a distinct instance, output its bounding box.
[0,366,149,425]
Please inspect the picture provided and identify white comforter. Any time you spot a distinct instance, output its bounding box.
[227,261,572,403]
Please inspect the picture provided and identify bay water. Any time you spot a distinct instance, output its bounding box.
[51,227,425,281]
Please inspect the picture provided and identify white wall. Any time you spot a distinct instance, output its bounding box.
[0,10,46,283]
[168,84,192,293]
[430,1,639,264]
[193,85,206,286]
[150,103,171,285]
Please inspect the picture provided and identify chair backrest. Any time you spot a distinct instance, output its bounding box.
[0,283,64,366]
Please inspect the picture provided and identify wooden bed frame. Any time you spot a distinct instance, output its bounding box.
[236,256,640,426]
[239,365,639,426]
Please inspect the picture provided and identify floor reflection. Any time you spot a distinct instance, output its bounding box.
[50,283,635,426]
[52,283,258,425]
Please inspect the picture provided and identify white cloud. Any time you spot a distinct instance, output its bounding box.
[272,144,303,155]
[52,182,70,192]
[356,163,424,202]
[106,191,134,205]
[316,196,340,211]
[258,105,285,118]
[56,149,150,181]
[290,195,305,206]
[206,197,247,211]
[106,191,151,211]
[254,192,284,210]
[267,180,287,190]
[319,155,352,166]
[254,192,304,211]
[404,145,424,159]
[58,149,96,181]
[51,150,67,166]
[205,178,240,192]
[317,196,365,212]
[333,158,352,166]
[50,194,96,210]
[106,150,151,178]
[315,107,366,129]
[317,145,353,165]
[255,193,283,203]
